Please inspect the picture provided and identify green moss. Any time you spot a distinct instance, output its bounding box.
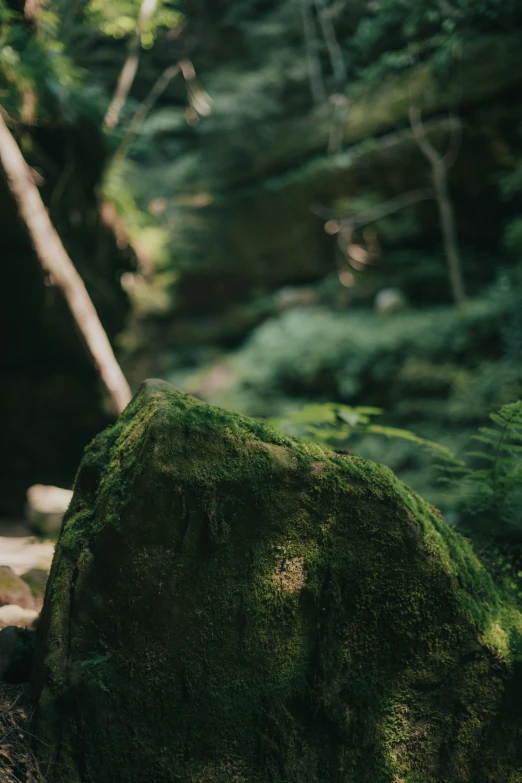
[33,381,522,782]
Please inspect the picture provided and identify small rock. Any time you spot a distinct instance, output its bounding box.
[20,569,48,613]
[20,568,48,600]
[0,566,33,610]
[0,605,38,630]
[25,484,73,537]
[0,626,35,683]
[374,287,407,315]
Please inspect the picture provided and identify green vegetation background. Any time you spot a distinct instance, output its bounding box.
[1,0,522,566]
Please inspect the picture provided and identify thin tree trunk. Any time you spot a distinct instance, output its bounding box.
[432,162,466,307]
[104,0,159,130]
[301,0,327,105]
[0,110,131,415]
[409,106,466,307]
[314,0,346,85]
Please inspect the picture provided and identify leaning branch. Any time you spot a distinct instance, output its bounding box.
[0,110,131,415]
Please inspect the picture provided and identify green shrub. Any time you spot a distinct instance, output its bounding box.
[182,290,522,513]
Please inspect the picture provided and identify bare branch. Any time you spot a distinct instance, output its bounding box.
[409,106,466,306]
[301,0,327,105]
[311,187,434,226]
[346,188,435,229]
[113,58,208,164]
[442,113,462,169]
[314,0,347,85]
[0,109,131,415]
[409,106,442,167]
[104,0,159,131]
[327,94,349,154]
[113,62,182,163]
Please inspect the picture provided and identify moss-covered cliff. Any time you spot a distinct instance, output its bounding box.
[33,380,522,782]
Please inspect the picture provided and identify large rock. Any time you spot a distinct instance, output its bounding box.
[33,381,522,782]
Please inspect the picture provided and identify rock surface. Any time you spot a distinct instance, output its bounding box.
[33,380,522,782]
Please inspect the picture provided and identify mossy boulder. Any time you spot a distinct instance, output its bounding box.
[33,380,522,782]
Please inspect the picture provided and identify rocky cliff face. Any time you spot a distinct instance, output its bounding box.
[33,381,522,782]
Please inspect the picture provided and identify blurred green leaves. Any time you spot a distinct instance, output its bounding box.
[0,0,89,123]
[86,0,182,47]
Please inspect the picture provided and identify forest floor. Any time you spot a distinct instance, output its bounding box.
[0,522,53,781]
[0,681,42,782]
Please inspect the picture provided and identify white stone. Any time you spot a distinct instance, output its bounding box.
[26,484,73,536]
[374,288,407,315]
[0,604,38,630]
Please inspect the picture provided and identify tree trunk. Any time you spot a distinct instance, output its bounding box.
[0,110,131,415]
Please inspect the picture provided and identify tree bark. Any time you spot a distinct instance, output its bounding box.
[0,110,131,415]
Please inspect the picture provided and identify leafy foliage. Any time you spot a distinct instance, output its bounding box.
[179,285,522,513]
[0,0,80,121]
[271,401,460,465]
[85,0,183,47]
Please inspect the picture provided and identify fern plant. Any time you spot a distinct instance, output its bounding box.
[271,402,459,464]
[273,399,522,544]
[457,400,522,540]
